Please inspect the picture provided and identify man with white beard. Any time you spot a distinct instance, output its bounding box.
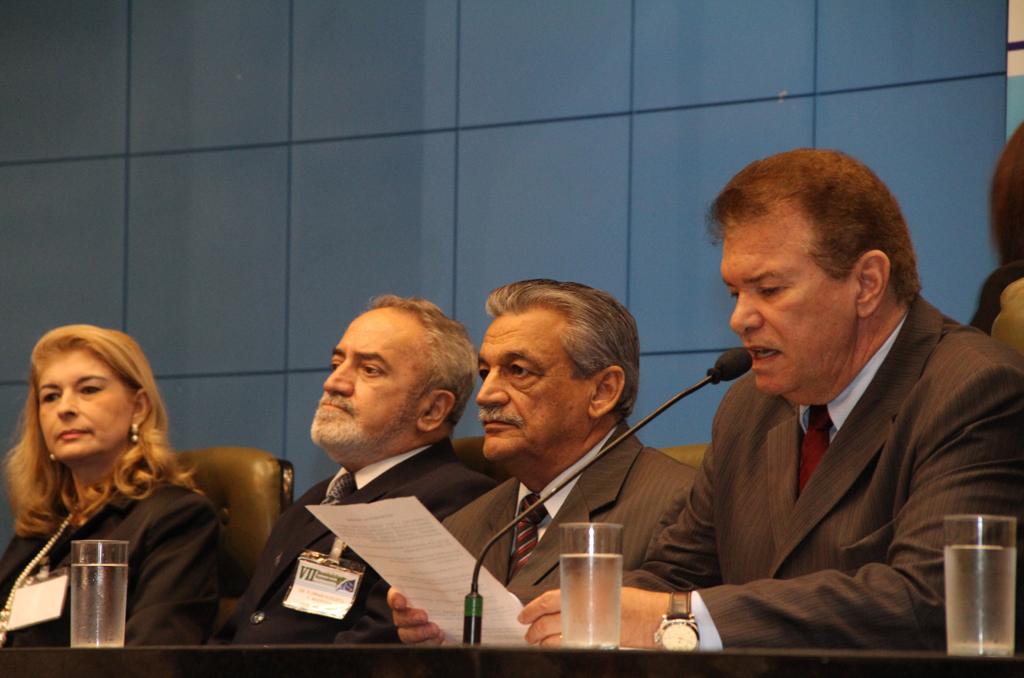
[213,296,495,644]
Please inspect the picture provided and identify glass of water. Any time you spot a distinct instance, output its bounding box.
[70,540,129,648]
[560,522,622,649]
[944,514,1017,656]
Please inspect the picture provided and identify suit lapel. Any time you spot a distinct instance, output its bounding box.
[510,433,641,588]
[253,493,333,600]
[254,448,442,603]
[769,298,943,574]
[478,481,520,586]
[771,410,892,574]
[292,458,424,559]
[0,537,44,588]
[513,498,580,587]
[765,412,800,552]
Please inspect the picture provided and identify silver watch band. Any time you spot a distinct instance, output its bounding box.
[667,590,693,618]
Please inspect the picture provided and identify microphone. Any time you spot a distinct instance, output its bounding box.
[706,346,753,384]
[462,347,751,643]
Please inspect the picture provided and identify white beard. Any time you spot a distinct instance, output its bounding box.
[310,396,418,468]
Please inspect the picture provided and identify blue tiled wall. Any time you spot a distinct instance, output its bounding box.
[0,1,1007,547]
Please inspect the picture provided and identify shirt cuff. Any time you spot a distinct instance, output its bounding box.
[691,591,723,651]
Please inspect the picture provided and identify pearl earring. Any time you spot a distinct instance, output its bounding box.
[49,453,56,461]
[130,423,140,444]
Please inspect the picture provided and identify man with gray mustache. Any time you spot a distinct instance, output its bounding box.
[388,279,696,643]
[478,404,524,428]
[214,295,495,645]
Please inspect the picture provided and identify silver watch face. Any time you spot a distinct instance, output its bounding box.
[658,619,699,651]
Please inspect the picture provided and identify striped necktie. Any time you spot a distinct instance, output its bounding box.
[509,493,548,580]
[322,472,356,505]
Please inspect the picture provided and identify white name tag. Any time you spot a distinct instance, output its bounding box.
[7,572,68,631]
[282,552,363,621]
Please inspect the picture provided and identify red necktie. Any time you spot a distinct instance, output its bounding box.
[509,493,548,580]
[799,405,832,493]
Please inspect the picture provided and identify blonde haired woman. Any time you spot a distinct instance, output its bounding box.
[0,325,218,646]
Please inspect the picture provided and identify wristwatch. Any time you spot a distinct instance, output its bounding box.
[654,591,700,651]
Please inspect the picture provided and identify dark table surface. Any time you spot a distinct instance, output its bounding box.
[1,645,1022,678]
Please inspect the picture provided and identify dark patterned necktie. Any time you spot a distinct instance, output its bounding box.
[509,493,548,579]
[798,405,833,493]
[322,472,356,505]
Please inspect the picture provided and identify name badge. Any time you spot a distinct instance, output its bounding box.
[282,544,364,621]
[7,569,68,631]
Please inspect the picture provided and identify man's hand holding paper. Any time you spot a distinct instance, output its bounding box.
[308,496,526,645]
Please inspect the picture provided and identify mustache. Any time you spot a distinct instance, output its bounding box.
[317,395,355,416]
[478,405,524,427]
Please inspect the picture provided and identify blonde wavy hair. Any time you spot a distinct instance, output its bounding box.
[4,325,194,537]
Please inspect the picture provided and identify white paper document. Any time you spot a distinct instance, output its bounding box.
[308,497,527,645]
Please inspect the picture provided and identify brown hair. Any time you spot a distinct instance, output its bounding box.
[991,122,1024,264]
[486,279,639,419]
[4,325,194,537]
[709,148,921,306]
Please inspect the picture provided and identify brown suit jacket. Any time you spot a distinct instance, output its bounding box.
[630,297,1024,650]
[444,433,694,603]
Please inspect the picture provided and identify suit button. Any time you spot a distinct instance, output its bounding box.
[250,611,266,625]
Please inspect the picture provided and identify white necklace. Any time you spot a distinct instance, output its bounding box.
[0,516,72,646]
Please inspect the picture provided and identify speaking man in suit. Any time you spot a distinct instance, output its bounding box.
[214,296,495,644]
[520,149,1024,651]
[389,279,695,643]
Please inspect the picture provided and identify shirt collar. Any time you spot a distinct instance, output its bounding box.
[800,313,907,435]
[516,427,616,521]
[330,444,430,494]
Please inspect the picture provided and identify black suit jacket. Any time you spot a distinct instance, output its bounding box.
[215,439,495,644]
[0,485,219,646]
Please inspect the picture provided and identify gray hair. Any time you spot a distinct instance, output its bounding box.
[485,279,639,419]
[368,295,476,425]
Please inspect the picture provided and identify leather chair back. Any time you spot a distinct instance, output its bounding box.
[177,446,294,631]
[659,443,707,469]
[452,436,707,480]
[452,436,511,483]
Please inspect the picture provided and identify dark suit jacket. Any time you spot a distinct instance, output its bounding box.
[630,297,1024,649]
[0,485,219,646]
[444,433,694,603]
[215,439,495,644]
